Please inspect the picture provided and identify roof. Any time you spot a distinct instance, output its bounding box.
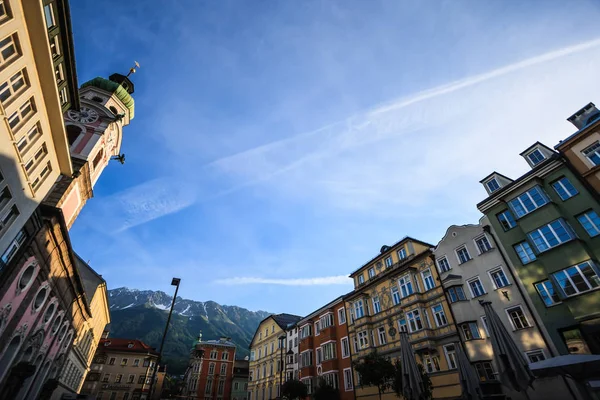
[74,253,105,308]
[519,141,556,157]
[297,295,349,325]
[478,171,513,184]
[349,236,434,277]
[99,338,159,355]
[201,338,236,347]
[80,77,135,119]
[556,111,600,150]
[248,313,302,349]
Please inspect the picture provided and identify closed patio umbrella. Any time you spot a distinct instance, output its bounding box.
[400,328,425,400]
[454,341,483,400]
[480,300,535,395]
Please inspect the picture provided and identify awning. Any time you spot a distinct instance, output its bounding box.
[529,354,600,380]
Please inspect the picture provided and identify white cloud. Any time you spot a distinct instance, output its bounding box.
[214,276,352,286]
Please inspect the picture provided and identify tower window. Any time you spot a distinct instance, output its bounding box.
[109,106,118,115]
[93,149,104,169]
[66,125,82,146]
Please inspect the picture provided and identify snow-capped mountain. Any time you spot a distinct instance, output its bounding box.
[107,287,271,374]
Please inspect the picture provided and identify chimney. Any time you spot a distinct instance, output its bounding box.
[567,102,600,129]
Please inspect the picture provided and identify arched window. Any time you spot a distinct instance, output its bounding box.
[52,314,62,334]
[18,264,35,292]
[66,125,82,146]
[19,346,33,363]
[109,106,118,115]
[32,286,48,312]
[0,335,22,381]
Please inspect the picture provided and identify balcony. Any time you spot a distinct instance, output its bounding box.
[299,336,314,351]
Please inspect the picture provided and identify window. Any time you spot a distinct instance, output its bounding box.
[456,246,471,264]
[9,98,35,130]
[220,363,227,375]
[341,337,350,358]
[218,379,225,395]
[552,177,578,200]
[372,296,381,314]
[460,322,481,340]
[208,363,215,375]
[497,210,517,231]
[447,286,467,303]
[357,275,364,285]
[114,374,122,383]
[205,379,213,395]
[406,309,423,332]
[475,235,492,254]
[0,186,11,209]
[527,149,546,165]
[385,256,393,268]
[0,1,10,24]
[210,350,218,359]
[300,350,313,367]
[526,350,546,363]
[422,269,435,291]
[25,143,47,175]
[514,241,536,264]
[344,368,353,390]
[143,359,149,367]
[338,308,346,324]
[0,69,26,104]
[506,306,530,330]
[535,280,561,306]
[354,300,364,319]
[422,352,440,373]
[489,267,510,289]
[1,229,25,264]
[368,267,375,279]
[377,326,387,345]
[578,210,600,237]
[437,256,451,273]
[474,361,496,381]
[59,87,68,105]
[443,344,457,369]
[391,286,401,305]
[127,374,135,383]
[398,275,414,298]
[0,34,18,66]
[120,358,128,366]
[44,4,55,28]
[102,374,110,382]
[398,248,407,260]
[222,352,229,360]
[481,316,490,337]
[357,331,369,349]
[486,178,500,193]
[315,321,321,335]
[583,141,600,166]
[54,62,64,84]
[108,358,115,365]
[528,219,574,252]
[322,342,336,360]
[552,261,600,297]
[431,304,447,327]
[0,204,18,231]
[508,186,549,218]
[316,348,322,364]
[50,35,60,58]
[468,277,485,297]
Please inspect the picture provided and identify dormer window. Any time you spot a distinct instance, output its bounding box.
[527,149,546,166]
[486,178,500,193]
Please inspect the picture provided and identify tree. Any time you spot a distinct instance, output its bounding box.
[281,379,308,400]
[391,360,433,400]
[353,351,395,400]
[313,378,340,400]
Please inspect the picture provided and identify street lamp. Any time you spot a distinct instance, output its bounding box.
[148,277,181,399]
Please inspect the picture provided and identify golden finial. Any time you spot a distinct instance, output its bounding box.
[126,61,141,78]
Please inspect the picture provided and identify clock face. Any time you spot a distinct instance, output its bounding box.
[68,107,99,124]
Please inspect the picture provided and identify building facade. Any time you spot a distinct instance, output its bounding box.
[284,323,299,382]
[80,338,160,400]
[194,337,236,400]
[231,359,249,400]
[0,0,79,263]
[477,142,600,355]
[297,296,354,400]
[433,222,572,399]
[556,102,600,194]
[344,237,461,400]
[248,314,301,400]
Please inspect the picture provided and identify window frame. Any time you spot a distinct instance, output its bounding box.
[421,268,435,291]
[443,344,457,370]
[455,245,471,264]
[497,209,517,231]
[552,261,600,297]
[534,280,561,307]
[397,248,407,260]
[467,277,486,298]
[385,256,393,268]
[508,186,549,218]
[340,337,350,358]
[437,256,451,273]
[577,210,600,238]
[583,141,600,167]
[552,177,579,201]
[447,286,467,303]
[527,148,546,165]
[474,234,492,255]
[368,267,375,279]
[337,307,346,325]
[488,266,510,289]
[505,306,531,330]
[513,241,537,265]
[525,349,546,363]
[431,304,447,327]
[406,309,423,333]
[460,322,482,341]
[398,274,414,298]
[486,178,500,193]
[372,296,381,314]
[527,219,575,253]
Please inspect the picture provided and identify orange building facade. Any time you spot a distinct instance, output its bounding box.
[194,337,236,400]
[297,296,354,400]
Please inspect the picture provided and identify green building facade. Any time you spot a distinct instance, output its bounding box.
[477,142,600,355]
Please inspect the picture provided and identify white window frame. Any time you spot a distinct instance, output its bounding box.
[488,266,510,289]
[526,148,546,165]
[431,304,447,327]
[421,268,435,291]
[513,241,536,264]
[436,256,451,273]
[582,141,600,166]
[552,177,578,200]
[508,186,549,218]
[397,248,407,260]
[486,177,500,193]
[343,368,353,391]
[497,209,517,231]
[480,316,490,337]
[357,330,369,349]
[528,219,574,253]
[340,337,350,358]
[368,267,375,279]
[443,344,457,370]
[372,296,381,314]
[460,322,481,341]
[467,276,486,298]
[354,299,364,319]
[377,326,387,345]
[474,234,492,254]
[391,285,401,305]
[455,245,471,264]
[505,305,531,330]
[525,349,546,363]
[337,307,346,325]
[385,256,393,268]
[406,309,423,332]
[552,261,600,297]
[357,274,364,285]
[398,274,414,298]
[578,210,600,237]
[534,280,561,307]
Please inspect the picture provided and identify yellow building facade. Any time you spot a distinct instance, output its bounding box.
[344,237,462,399]
[248,313,301,400]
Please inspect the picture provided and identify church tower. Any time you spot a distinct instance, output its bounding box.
[44,72,136,228]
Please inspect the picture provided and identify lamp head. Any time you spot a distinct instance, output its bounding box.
[171,278,181,286]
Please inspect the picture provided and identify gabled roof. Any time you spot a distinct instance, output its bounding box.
[519,141,556,157]
[442,273,463,283]
[99,338,158,356]
[248,313,302,349]
[74,253,105,310]
[479,171,513,184]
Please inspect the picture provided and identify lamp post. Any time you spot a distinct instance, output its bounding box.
[278,335,286,399]
[148,277,181,399]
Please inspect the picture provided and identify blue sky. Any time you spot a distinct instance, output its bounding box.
[69,0,600,315]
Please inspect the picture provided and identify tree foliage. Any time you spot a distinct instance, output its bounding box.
[391,360,433,400]
[353,351,395,400]
[313,378,340,400]
[281,379,308,400]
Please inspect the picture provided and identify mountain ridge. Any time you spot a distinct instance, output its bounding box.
[107,287,272,375]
